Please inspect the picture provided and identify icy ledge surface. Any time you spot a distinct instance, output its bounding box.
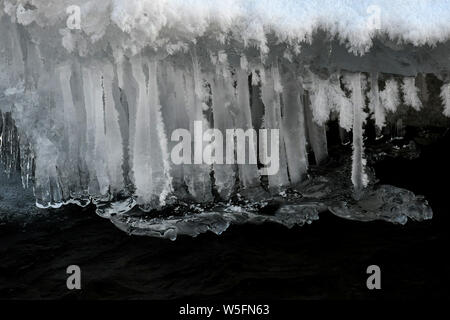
[111,185,432,240]
[110,160,433,240]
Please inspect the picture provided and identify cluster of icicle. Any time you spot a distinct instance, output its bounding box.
[1,1,450,216]
[2,43,450,215]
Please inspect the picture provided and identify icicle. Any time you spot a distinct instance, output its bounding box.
[130,56,172,208]
[158,62,189,193]
[327,75,353,132]
[19,138,33,189]
[280,68,308,184]
[348,73,368,200]
[303,91,329,166]
[301,71,351,132]
[416,73,429,105]
[328,82,353,131]
[250,71,265,131]
[308,76,330,126]
[32,65,65,208]
[30,64,63,208]
[369,72,385,131]
[0,112,20,176]
[182,53,213,203]
[260,64,290,190]
[33,136,62,208]
[298,70,330,165]
[101,62,125,193]
[338,99,353,132]
[232,56,261,190]
[82,64,110,197]
[441,83,450,117]
[395,118,406,138]
[117,58,138,188]
[57,63,88,201]
[380,78,400,113]
[401,77,422,111]
[208,67,236,199]
[1,21,25,87]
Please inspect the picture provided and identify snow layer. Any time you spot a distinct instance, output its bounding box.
[1,0,450,56]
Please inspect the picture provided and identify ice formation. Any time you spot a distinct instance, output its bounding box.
[1,0,449,238]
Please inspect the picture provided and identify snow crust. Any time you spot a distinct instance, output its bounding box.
[1,0,450,56]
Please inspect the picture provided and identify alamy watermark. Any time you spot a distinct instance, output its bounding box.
[366,265,381,290]
[171,121,280,176]
[66,265,81,290]
[66,5,81,30]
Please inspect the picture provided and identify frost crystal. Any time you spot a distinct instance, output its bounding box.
[380,79,400,113]
[441,83,450,117]
[402,77,423,111]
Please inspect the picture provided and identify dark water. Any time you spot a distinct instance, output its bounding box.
[0,131,449,300]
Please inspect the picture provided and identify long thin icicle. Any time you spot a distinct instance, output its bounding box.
[102,62,125,193]
[82,64,110,197]
[209,63,236,199]
[260,64,290,190]
[57,63,88,201]
[280,68,308,184]
[348,73,368,200]
[369,72,385,130]
[233,56,261,189]
[130,56,172,208]
[183,53,213,202]
[158,62,189,193]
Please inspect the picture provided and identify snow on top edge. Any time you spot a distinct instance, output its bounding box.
[1,0,450,56]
